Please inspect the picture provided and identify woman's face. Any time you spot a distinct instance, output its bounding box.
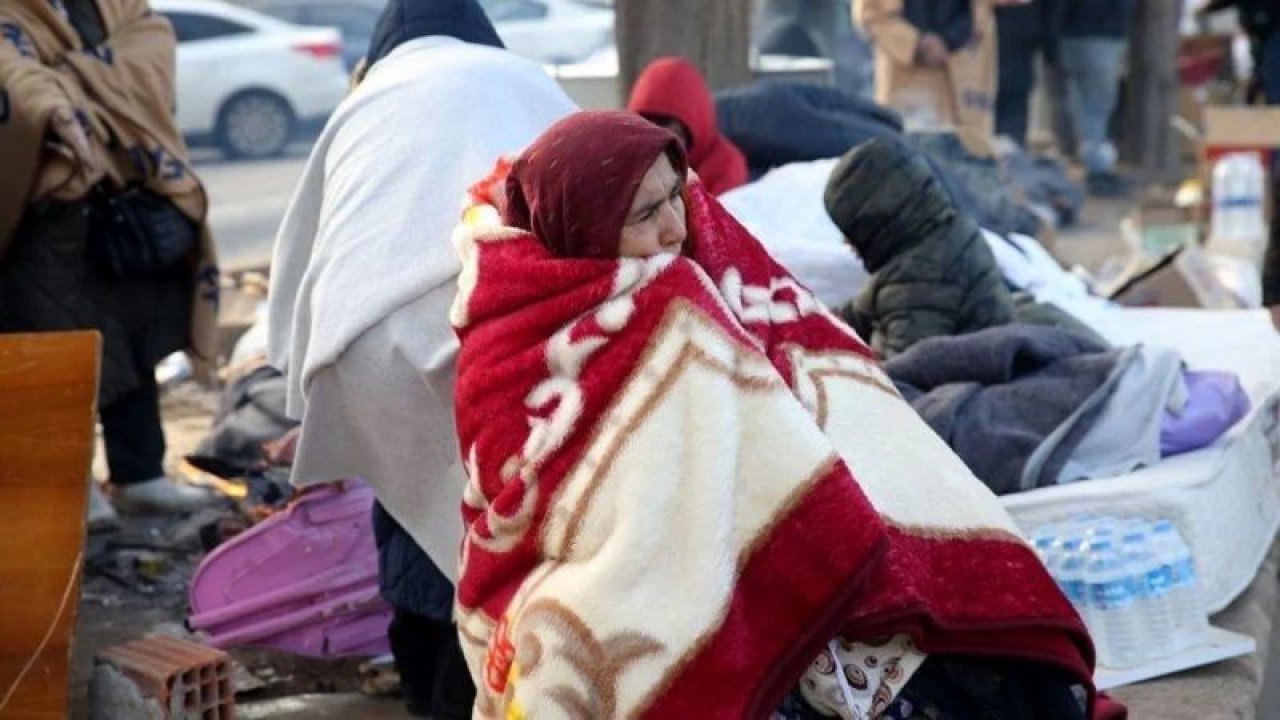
[619,154,686,258]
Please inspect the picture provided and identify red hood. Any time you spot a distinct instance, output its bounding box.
[627,56,748,194]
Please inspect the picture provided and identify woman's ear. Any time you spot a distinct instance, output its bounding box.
[681,167,700,212]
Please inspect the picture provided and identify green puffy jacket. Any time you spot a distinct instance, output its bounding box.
[825,137,1014,358]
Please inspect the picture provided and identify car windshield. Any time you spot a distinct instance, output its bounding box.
[164,11,253,44]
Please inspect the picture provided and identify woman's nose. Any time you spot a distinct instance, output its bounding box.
[659,202,686,246]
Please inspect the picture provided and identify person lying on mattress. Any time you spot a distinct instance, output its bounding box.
[823,136,1101,358]
[448,110,1122,720]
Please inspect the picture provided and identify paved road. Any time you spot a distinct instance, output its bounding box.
[192,143,311,271]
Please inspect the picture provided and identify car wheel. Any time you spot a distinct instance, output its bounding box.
[216,91,294,160]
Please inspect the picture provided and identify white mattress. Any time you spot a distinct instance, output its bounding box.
[1003,308,1280,613]
[717,163,1280,610]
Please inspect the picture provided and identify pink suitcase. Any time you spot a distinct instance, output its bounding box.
[188,479,392,658]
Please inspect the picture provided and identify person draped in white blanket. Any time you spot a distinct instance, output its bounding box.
[266,0,575,715]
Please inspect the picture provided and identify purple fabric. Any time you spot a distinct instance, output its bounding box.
[1161,371,1251,457]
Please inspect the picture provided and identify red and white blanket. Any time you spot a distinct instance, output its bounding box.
[451,180,1095,719]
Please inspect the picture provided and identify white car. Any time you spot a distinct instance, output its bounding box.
[477,0,614,65]
[153,0,350,158]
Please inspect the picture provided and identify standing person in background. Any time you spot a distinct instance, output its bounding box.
[1055,0,1138,197]
[995,0,1061,145]
[267,0,576,715]
[1199,0,1279,104]
[0,0,221,524]
[1205,4,1280,304]
[854,0,998,135]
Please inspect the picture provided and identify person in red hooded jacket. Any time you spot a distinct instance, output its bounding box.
[627,56,749,195]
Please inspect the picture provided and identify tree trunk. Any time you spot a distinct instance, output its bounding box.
[1123,0,1182,183]
[615,0,753,98]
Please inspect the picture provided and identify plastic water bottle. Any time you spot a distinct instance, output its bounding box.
[1053,535,1091,621]
[1034,515,1211,665]
[1082,516,1121,539]
[1085,520,1120,542]
[1084,536,1144,667]
[1208,152,1267,267]
[1151,520,1209,651]
[1033,533,1057,568]
[1121,526,1175,661]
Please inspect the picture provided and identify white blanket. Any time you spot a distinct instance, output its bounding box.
[982,230,1135,345]
[267,37,575,575]
[716,159,1138,347]
[719,159,869,309]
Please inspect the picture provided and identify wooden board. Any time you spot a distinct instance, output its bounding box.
[0,332,100,719]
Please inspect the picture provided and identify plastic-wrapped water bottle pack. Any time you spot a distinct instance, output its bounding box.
[1032,515,1209,668]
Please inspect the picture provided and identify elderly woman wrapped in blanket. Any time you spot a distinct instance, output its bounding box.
[449,111,1121,720]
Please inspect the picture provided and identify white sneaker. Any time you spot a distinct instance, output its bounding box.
[87,480,120,533]
[114,477,219,515]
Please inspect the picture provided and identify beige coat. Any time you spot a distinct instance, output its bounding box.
[0,0,218,367]
[854,0,997,136]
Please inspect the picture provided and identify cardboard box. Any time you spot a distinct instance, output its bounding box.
[1203,106,1280,176]
[1203,106,1280,157]
[1106,244,1240,309]
[1126,201,1201,257]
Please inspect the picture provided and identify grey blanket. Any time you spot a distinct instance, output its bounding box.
[906,131,1045,239]
[886,325,1127,495]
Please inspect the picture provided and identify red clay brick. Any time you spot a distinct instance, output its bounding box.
[95,635,235,719]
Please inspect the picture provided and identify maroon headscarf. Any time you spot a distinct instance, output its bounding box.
[504,111,689,259]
